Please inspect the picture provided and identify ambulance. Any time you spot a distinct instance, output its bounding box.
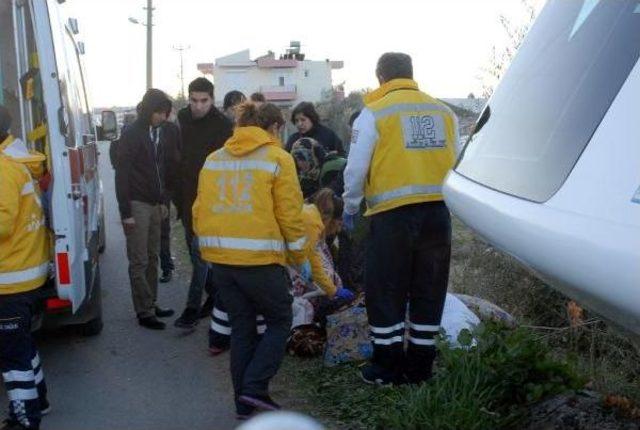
[1,0,112,335]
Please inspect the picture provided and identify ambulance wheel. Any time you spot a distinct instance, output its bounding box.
[98,215,106,254]
[79,266,104,336]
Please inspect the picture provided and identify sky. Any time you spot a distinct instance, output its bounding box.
[65,0,545,108]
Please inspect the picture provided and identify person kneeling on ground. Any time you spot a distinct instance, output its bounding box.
[193,102,307,419]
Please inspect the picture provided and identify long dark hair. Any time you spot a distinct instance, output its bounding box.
[291,102,320,126]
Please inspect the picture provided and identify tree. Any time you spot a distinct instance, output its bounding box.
[315,89,365,146]
[480,0,537,98]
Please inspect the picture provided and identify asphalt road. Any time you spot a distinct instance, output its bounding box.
[1,142,238,430]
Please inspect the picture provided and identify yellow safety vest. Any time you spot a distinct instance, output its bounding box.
[0,153,49,294]
[193,126,307,267]
[363,79,457,216]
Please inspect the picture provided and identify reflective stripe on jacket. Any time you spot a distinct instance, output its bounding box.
[344,79,458,216]
[0,153,49,294]
[193,126,307,266]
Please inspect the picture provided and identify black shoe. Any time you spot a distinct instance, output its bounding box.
[174,308,198,329]
[197,296,214,320]
[155,306,175,318]
[40,399,52,416]
[359,364,397,386]
[238,394,281,411]
[159,270,173,283]
[235,402,255,420]
[138,316,166,330]
[1,420,37,430]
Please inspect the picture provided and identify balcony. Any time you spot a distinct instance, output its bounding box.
[260,85,297,101]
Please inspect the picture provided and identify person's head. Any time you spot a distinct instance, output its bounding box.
[375,52,413,84]
[223,90,246,112]
[237,102,285,136]
[188,77,214,119]
[0,105,12,141]
[250,92,266,104]
[137,89,171,127]
[311,188,344,237]
[348,110,361,129]
[291,102,319,135]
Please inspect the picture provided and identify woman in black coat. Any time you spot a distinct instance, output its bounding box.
[285,102,344,156]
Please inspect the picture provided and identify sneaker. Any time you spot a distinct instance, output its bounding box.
[1,420,36,430]
[197,296,214,320]
[40,399,52,416]
[238,394,281,412]
[154,306,175,318]
[159,270,173,283]
[138,316,166,330]
[359,364,396,386]
[208,345,228,356]
[235,402,255,420]
[174,308,198,329]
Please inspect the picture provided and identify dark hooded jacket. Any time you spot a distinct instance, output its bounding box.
[114,89,174,219]
[175,105,233,235]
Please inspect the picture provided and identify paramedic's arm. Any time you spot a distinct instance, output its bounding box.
[114,130,133,222]
[0,168,22,240]
[273,153,307,264]
[342,108,378,215]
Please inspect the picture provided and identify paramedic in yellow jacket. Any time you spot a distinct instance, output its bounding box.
[193,102,306,418]
[0,106,50,430]
[342,53,458,386]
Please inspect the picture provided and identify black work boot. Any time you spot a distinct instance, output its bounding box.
[174,307,199,329]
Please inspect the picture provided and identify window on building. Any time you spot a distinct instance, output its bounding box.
[304,70,309,77]
[279,76,285,86]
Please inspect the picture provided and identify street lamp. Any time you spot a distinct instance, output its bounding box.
[128,0,154,90]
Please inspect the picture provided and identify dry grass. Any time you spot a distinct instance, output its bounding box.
[449,218,640,405]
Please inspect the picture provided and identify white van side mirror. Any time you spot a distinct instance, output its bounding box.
[99,110,118,141]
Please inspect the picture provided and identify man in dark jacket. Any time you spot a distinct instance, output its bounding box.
[173,77,233,329]
[115,89,176,330]
[285,101,345,156]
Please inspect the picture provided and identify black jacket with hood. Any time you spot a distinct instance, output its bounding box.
[175,105,233,235]
[115,89,175,219]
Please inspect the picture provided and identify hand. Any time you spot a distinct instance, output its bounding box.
[342,212,356,232]
[297,260,312,283]
[122,218,136,235]
[334,288,355,301]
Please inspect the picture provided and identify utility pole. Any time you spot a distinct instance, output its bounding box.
[172,44,190,99]
[145,0,153,89]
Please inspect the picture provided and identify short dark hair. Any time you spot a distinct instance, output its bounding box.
[376,52,413,81]
[0,105,12,134]
[291,102,320,126]
[250,92,266,103]
[188,77,214,97]
[223,90,246,111]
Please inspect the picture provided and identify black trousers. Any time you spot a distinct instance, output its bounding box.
[208,292,265,349]
[365,201,451,382]
[0,290,48,429]
[210,263,292,405]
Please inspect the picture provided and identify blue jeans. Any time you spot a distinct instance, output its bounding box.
[185,234,211,311]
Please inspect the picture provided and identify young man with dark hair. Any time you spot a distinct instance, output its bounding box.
[115,89,176,330]
[343,52,459,385]
[173,77,233,329]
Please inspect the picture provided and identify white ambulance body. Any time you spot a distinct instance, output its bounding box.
[444,0,640,339]
[1,0,104,334]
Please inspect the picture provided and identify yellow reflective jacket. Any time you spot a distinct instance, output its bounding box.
[363,79,457,215]
[301,204,336,298]
[193,126,307,267]
[0,152,49,295]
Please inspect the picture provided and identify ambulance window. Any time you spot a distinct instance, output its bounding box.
[456,0,640,202]
[63,29,91,137]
